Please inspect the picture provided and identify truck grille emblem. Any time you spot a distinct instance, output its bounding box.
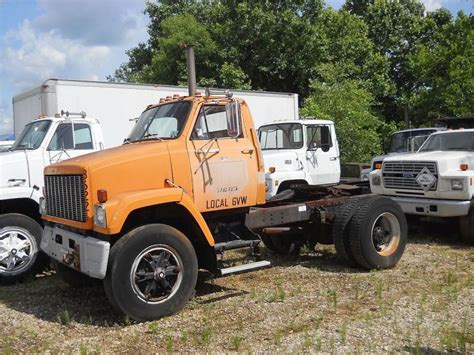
[415,167,437,192]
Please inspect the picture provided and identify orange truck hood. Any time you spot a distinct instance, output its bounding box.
[44,141,173,207]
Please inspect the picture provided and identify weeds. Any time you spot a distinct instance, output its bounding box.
[148,322,159,334]
[267,287,286,303]
[326,289,337,312]
[229,335,242,350]
[273,330,282,346]
[339,323,347,343]
[165,335,174,352]
[57,310,72,326]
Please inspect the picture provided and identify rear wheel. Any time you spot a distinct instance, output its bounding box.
[459,207,474,243]
[349,197,407,270]
[332,197,370,267]
[104,224,198,321]
[0,214,48,284]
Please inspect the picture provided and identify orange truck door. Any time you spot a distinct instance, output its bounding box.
[187,103,258,212]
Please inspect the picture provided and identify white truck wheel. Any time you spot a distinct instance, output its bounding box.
[0,213,48,283]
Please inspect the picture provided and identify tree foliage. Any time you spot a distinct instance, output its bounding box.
[110,0,472,162]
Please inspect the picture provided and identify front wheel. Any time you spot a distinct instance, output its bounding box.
[349,197,407,270]
[104,224,198,321]
[0,213,48,284]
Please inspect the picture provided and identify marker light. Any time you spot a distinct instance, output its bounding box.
[460,164,468,171]
[97,189,108,203]
[375,162,382,170]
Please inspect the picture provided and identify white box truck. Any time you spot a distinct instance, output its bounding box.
[0,79,299,283]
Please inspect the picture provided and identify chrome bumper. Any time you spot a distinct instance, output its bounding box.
[390,196,472,217]
[41,226,110,279]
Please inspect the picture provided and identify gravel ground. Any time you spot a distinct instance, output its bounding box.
[1,222,473,353]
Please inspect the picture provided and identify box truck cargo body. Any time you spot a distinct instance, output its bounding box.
[12,79,299,147]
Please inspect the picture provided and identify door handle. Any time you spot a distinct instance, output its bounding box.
[195,148,219,154]
[241,149,254,154]
[330,157,338,161]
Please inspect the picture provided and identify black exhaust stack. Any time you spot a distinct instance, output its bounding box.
[185,45,196,96]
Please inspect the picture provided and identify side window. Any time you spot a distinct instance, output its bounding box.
[307,125,333,152]
[74,124,93,149]
[48,123,74,150]
[48,123,93,150]
[191,105,243,140]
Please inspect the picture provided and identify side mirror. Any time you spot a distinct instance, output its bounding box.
[225,100,241,138]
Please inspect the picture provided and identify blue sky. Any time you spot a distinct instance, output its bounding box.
[0,0,472,137]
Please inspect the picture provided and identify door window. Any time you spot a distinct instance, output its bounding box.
[73,124,93,149]
[48,123,93,150]
[307,125,332,152]
[191,105,243,140]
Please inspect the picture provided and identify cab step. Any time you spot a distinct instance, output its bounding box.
[214,239,260,253]
[219,260,271,276]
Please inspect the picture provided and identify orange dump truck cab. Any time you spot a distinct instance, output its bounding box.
[40,94,408,321]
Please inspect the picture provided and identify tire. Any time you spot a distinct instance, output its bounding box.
[260,233,301,255]
[53,260,100,288]
[459,207,474,243]
[0,213,48,284]
[348,197,407,270]
[331,196,371,267]
[104,224,198,321]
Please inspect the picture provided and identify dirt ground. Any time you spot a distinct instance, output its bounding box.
[1,221,473,353]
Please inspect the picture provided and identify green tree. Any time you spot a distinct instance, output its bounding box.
[410,12,474,122]
[301,77,395,162]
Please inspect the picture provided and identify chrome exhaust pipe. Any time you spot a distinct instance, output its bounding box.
[185,45,196,96]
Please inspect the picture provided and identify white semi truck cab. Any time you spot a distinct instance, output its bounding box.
[370,129,474,242]
[0,112,104,282]
[258,120,341,199]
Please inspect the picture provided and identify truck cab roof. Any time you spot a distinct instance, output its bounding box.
[259,119,334,127]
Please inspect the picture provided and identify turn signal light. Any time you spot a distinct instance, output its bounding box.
[269,167,276,173]
[460,164,468,171]
[97,189,108,203]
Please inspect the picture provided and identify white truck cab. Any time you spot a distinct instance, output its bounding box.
[258,120,340,199]
[360,127,445,181]
[0,112,104,283]
[370,129,474,241]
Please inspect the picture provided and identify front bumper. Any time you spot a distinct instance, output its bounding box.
[390,196,472,217]
[41,226,110,279]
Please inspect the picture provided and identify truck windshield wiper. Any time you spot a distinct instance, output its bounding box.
[11,144,34,150]
[139,133,163,142]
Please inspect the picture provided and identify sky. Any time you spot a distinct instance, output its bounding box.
[0,0,472,137]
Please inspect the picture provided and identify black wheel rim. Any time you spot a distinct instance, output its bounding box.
[130,245,183,304]
[371,212,401,256]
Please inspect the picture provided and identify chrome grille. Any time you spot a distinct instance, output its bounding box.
[382,161,438,191]
[44,175,87,222]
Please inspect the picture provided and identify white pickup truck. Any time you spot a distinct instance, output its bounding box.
[0,113,105,283]
[259,119,341,199]
[370,129,474,242]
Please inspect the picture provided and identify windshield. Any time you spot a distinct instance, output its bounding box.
[11,120,52,150]
[127,101,192,142]
[389,129,437,153]
[419,131,474,152]
[259,123,303,150]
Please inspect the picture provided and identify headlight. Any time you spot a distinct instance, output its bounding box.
[39,197,46,215]
[451,179,464,191]
[94,204,107,227]
[371,175,382,186]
